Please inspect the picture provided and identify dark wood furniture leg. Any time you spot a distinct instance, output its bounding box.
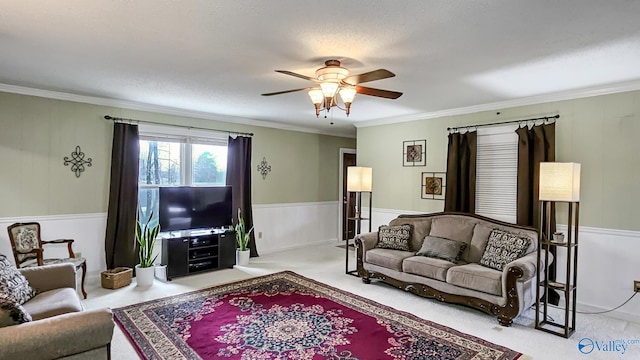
[79,262,87,299]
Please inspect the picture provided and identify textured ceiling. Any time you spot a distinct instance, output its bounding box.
[1,1,640,137]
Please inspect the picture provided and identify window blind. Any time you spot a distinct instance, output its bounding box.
[139,123,227,145]
[475,125,518,223]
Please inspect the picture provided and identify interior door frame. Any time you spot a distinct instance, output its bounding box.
[338,148,357,242]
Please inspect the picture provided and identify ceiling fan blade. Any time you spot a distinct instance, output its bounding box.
[344,69,395,84]
[275,70,316,82]
[356,85,403,99]
[261,87,313,96]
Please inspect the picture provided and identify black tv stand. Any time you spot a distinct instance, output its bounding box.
[160,228,236,280]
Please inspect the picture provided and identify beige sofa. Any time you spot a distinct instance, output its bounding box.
[0,263,114,360]
[356,212,543,326]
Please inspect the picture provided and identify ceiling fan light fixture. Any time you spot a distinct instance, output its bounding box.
[339,87,356,116]
[308,89,324,117]
[320,81,340,98]
[315,63,349,82]
[308,89,323,104]
[264,59,401,118]
[339,86,356,104]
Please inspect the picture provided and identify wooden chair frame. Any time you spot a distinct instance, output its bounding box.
[7,222,87,299]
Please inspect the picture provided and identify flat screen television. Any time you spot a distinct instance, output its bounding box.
[158,186,233,232]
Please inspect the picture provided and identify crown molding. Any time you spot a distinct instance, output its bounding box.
[0,83,356,139]
[355,80,640,128]
[5,79,639,136]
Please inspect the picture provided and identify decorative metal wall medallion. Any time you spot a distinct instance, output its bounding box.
[257,157,272,180]
[64,145,92,178]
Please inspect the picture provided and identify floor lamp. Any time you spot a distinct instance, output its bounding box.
[345,166,372,275]
[535,162,581,338]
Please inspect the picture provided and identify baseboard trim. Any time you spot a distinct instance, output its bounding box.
[258,239,338,255]
[576,301,640,325]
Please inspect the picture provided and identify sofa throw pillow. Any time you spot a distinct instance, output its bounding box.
[377,224,413,251]
[0,254,35,304]
[0,295,32,327]
[416,236,467,263]
[480,229,531,270]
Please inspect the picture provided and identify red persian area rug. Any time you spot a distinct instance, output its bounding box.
[114,271,523,360]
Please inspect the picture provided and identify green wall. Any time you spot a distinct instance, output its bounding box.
[0,93,112,216]
[357,90,640,231]
[0,91,355,217]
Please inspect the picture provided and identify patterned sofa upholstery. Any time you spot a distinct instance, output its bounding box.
[356,212,545,326]
[0,262,114,360]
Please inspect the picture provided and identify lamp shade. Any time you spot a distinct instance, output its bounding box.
[320,82,339,98]
[308,89,323,104]
[539,162,581,202]
[347,166,372,192]
[339,87,356,104]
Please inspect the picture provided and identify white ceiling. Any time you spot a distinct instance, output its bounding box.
[2,1,640,137]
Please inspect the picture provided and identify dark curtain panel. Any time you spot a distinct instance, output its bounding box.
[516,123,556,230]
[516,122,558,303]
[444,131,477,212]
[105,123,140,269]
[226,136,258,257]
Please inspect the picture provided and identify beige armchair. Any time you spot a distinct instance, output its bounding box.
[0,263,113,360]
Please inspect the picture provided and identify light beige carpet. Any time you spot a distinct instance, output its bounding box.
[82,243,640,359]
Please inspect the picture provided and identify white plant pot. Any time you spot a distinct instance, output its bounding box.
[135,264,155,287]
[236,250,250,266]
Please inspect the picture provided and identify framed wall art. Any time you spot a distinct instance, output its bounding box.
[421,172,446,200]
[403,139,426,167]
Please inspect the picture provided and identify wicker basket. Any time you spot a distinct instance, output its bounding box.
[101,267,133,289]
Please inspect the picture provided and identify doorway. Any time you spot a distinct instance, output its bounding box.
[339,149,357,242]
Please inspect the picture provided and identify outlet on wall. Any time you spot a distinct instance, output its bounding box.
[258,231,263,239]
[635,280,640,293]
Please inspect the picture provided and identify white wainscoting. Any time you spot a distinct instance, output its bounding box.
[370,208,640,324]
[0,213,108,275]
[252,201,340,254]
[3,207,636,323]
[368,207,424,230]
[0,202,341,276]
[555,224,640,324]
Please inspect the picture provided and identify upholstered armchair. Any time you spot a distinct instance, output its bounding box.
[7,222,87,299]
[0,262,113,360]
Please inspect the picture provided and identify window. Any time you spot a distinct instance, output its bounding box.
[192,143,227,186]
[475,125,518,223]
[137,128,227,226]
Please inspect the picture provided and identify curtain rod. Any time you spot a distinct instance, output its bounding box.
[103,115,254,137]
[447,114,559,133]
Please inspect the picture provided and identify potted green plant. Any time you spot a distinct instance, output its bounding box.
[234,208,253,266]
[135,211,160,287]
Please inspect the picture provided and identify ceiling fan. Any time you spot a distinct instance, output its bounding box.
[261,59,402,117]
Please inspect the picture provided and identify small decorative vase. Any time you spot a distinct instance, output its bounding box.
[236,249,250,266]
[135,264,155,287]
[552,232,566,243]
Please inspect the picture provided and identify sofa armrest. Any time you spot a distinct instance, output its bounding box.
[19,263,77,292]
[0,308,114,360]
[355,231,379,253]
[503,251,554,281]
